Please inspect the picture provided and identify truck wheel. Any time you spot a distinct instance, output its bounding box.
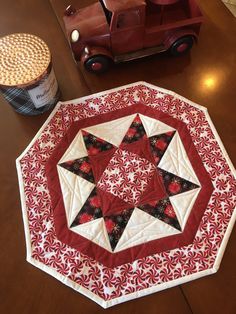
[84,55,112,73]
[169,36,194,56]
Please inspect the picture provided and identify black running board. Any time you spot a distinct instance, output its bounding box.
[114,45,166,63]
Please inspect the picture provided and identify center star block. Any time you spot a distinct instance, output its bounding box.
[97,148,156,206]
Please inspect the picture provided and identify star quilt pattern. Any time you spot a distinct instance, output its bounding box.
[16,82,236,308]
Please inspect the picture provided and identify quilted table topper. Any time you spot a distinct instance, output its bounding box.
[16,82,236,308]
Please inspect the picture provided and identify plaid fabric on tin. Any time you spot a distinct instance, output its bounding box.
[1,86,60,116]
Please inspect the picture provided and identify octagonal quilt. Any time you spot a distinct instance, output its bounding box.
[16,82,236,308]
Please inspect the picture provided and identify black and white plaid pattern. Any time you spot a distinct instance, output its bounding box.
[1,86,60,116]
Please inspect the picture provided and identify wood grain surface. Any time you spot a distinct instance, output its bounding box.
[0,1,235,313]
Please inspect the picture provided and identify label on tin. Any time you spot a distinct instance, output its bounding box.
[27,69,58,108]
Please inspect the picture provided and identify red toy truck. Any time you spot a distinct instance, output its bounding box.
[63,0,203,73]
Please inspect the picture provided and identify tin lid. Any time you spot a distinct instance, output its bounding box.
[0,33,51,87]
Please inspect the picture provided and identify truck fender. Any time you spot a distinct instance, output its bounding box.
[81,46,114,64]
[164,30,198,50]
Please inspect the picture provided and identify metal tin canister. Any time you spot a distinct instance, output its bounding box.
[0,33,60,115]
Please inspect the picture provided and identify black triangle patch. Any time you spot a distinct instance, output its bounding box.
[121,114,147,145]
[138,198,181,231]
[158,168,199,196]
[70,187,102,227]
[82,130,114,156]
[59,156,95,183]
[104,208,134,251]
[149,131,175,165]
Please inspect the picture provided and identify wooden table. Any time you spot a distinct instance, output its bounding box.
[0,1,235,313]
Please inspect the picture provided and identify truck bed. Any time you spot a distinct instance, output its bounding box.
[146,0,203,29]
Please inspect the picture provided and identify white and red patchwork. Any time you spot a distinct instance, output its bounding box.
[98,148,155,205]
[16,82,236,308]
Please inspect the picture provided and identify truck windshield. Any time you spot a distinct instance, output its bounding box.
[99,0,112,25]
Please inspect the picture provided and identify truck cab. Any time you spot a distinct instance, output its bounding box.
[63,0,203,73]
